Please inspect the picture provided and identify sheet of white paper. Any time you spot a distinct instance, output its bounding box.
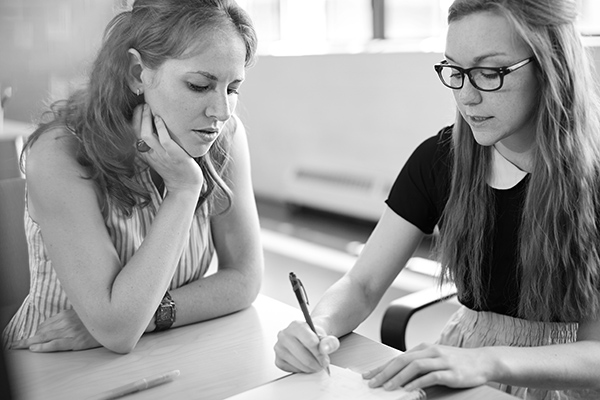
[226,365,426,400]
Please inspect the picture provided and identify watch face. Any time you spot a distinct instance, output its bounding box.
[158,307,173,321]
[155,293,175,331]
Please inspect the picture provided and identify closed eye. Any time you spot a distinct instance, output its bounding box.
[188,82,209,92]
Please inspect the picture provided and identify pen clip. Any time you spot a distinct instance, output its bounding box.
[289,272,309,305]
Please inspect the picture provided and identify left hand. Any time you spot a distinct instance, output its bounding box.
[10,308,101,352]
[362,343,494,391]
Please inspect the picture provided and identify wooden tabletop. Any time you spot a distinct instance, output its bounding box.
[6,295,515,399]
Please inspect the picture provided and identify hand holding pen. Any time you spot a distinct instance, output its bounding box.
[289,272,332,376]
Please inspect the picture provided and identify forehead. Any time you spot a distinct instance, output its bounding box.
[445,11,529,64]
[161,28,247,79]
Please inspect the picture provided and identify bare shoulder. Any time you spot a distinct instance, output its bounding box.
[26,127,87,179]
[25,127,102,221]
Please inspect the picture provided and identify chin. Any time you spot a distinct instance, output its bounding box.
[470,129,501,147]
[186,146,212,159]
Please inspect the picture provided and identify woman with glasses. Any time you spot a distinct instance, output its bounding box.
[275,0,600,398]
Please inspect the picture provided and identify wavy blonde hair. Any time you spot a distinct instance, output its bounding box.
[22,0,257,216]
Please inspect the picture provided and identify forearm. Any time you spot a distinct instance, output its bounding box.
[88,190,200,349]
[311,275,379,338]
[488,340,600,390]
[159,262,263,329]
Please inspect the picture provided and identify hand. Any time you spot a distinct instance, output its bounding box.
[132,104,204,195]
[274,320,340,373]
[10,309,101,352]
[362,343,493,391]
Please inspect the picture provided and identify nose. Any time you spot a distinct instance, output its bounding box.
[206,91,233,122]
[456,76,482,106]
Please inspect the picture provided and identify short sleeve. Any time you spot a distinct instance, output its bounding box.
[385,126,452,234]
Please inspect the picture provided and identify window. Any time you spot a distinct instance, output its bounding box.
[240,0,600,56]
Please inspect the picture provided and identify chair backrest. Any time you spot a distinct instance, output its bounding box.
[0,177,29,329]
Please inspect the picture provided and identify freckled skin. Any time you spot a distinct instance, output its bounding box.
[140,29,247,158]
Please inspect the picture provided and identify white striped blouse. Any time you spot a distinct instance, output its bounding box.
[2,166,214,346]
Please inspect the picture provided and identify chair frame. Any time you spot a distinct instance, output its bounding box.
[380,284,456,352]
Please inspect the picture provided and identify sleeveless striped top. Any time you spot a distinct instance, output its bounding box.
[2,166,214,346]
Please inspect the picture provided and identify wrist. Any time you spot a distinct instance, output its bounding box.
[154,291,176,332]
[483,346,510,383]
[312,316,334,337]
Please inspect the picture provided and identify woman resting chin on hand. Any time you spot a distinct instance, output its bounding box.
[3,0,263,355]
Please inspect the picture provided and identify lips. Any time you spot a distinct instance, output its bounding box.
[467,115,492,123]
[193,128,219,136]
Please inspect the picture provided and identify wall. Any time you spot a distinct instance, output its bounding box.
[0,0,114,122]
[2,1,599,221]
[238,52,455,221]
[239,45,600,221]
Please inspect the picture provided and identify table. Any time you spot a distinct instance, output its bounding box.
[6,295,515,400]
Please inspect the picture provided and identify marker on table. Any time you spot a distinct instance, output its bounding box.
[289,272,331,376]
[93,369,180,400]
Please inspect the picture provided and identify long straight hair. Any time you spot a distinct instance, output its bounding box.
[438,0,600,322]
[21,0,257,216]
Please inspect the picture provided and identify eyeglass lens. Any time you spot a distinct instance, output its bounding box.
[438,66,502,91]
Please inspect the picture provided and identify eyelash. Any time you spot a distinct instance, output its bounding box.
[187,83,240,95]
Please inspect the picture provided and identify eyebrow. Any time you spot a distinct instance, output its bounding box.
[190,71,244,84]
[445,52,509,65]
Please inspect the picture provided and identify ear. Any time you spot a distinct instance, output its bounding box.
[127,48,146,94]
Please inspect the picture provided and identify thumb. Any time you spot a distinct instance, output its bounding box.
[319,335,340,355]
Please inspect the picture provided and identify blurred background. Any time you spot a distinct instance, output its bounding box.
[1,0,600,348]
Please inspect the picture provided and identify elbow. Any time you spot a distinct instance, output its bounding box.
[104,341,137,355]
[95,328,143,354]
[235,261,263,309]
[247,260,264,303]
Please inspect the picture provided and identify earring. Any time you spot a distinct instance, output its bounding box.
[136,88,141,96]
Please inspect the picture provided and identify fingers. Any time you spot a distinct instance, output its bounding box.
[274,321,337,374]
[274,336,319,373]
[28,338,75,353]
[139,104,159,149]
[362,359,391,380]
[375,358,443,391]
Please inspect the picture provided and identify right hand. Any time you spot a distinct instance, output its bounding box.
[274,320,340,373]
[132,103,204,195]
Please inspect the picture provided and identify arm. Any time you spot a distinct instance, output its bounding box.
[155,116,264,328]
[274,207,425,373]
[364,311,600,392]
[486,318,600,389]
[22,107,203,353]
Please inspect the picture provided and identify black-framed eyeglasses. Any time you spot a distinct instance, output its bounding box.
[434,57,535,92]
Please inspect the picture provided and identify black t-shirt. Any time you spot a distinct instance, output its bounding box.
[386,126,526,316]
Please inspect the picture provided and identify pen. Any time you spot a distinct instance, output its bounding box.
[93,369,180,400]
[289,272,331,376]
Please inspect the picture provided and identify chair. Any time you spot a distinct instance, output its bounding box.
[0,177,29,330]
[380,282,457,352]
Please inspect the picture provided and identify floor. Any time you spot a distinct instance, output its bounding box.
[255,197,459,348]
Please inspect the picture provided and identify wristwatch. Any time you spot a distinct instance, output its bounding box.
[154,291,176,332]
